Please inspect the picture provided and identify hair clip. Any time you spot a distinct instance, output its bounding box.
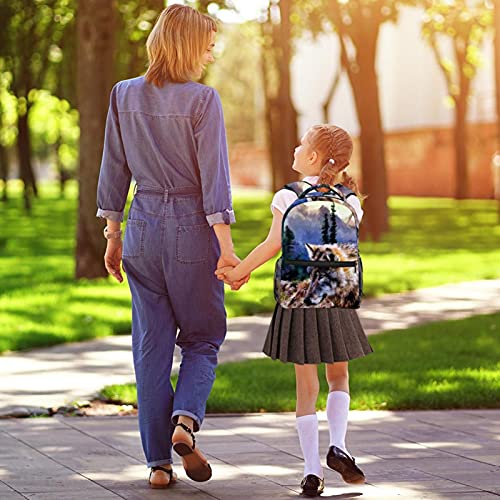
[329,158,336,165]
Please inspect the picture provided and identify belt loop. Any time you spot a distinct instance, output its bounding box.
[164,190,169,202]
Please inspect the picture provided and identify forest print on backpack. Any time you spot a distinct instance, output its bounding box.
[274,181,363,309]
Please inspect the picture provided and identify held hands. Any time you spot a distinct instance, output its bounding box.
[104,239,124,283]
[216,253,250,291]
[104,240,249,289]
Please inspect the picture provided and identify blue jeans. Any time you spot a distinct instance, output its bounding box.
[122,186,226,467]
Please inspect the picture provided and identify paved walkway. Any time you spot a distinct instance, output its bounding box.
[0,410,499,499]
[1,280,499,413]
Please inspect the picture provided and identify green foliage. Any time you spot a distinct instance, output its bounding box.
[296,0,412,40]
[421,0,493,100]
[0,71,17,147]
[28,90,79,171]
[100,313,500,411]
[0,0,76,95]
[0,182,499,353]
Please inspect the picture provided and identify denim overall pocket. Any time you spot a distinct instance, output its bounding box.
[123,219,146,258]
[176,224,211,264]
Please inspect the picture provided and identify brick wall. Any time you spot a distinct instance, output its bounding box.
[230,122,497,199]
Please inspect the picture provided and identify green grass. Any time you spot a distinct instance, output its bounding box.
[0,180,499,353]
[100,313,500,411]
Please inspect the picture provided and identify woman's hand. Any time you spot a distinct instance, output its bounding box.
[216,253,250,290]
[104,239,124,283]
[217,252,241,272]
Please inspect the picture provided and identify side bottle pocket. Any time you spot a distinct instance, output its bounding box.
[274,257,283,302]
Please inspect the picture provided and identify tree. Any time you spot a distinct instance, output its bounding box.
[283,225,296,256]
[495,0,500,222]
[75,0,117,279]
[329,204,337,244]
[422,0,493,199]
[260,0,299,191]
[321,212,330,244]
[0,0,75,210]
[300,0,417,241]
[496,0,500,147]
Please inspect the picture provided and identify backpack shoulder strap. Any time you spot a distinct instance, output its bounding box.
[282,180,313,198]
[334,183,356,199]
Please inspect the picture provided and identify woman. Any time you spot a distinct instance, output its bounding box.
[96,4,247,489]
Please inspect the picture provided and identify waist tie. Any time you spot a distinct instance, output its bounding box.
[134,184,201,201]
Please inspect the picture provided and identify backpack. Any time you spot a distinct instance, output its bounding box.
[274,181,363,309]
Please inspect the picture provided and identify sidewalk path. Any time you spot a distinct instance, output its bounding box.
[1,280,499,413]
[0,410,499,499]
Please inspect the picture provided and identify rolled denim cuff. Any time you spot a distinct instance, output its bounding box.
[96,208,124,222]
[172,409,202,432]
[147,458,173,467]
[206,209,236,226]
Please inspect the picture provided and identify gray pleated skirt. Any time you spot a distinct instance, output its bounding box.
[263,305,373,364]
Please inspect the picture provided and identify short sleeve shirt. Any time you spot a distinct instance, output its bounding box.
[271,175,364,222]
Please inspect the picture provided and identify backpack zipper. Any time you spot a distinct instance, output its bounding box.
[284,259,357,268]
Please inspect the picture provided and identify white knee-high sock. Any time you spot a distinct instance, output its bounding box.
[296,414,323,479]
[326,391,350,454]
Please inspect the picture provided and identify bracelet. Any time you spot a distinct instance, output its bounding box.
[103,226,123,240]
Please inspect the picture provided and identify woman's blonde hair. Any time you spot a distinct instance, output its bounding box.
[307,124,363,198]
[145,4,217,86]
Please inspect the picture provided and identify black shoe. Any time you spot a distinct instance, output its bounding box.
[326,445,365,484]
[300,474,325,497]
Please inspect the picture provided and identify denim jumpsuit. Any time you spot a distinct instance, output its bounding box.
[96,76,235,467]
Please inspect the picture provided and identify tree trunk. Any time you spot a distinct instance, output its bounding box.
[0,144,8,202]
[260,38,283,192]
[17,108,38,212]
[75,0,116,279]
[454,42,470,200]
[453,94,468,199]
[342,30,388,241]
[494,0,500,221]
[261,2,299,192]
[495,0,500,148]
[273,0,298,191]
[55,139,69,198]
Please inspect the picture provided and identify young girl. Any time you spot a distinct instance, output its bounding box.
[216,124,373,497]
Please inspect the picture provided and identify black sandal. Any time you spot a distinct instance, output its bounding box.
[172,422,212,482]
[149,465,176,489]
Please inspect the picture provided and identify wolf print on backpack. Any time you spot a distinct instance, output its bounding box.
[274,181,363,309]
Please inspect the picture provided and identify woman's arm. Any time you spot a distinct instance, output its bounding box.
[194,88,235,227]
[96,84,132,223]
[193,88,248,289]
[104,219,124,283]
[212,223,250,290]
[217,209,283,283]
